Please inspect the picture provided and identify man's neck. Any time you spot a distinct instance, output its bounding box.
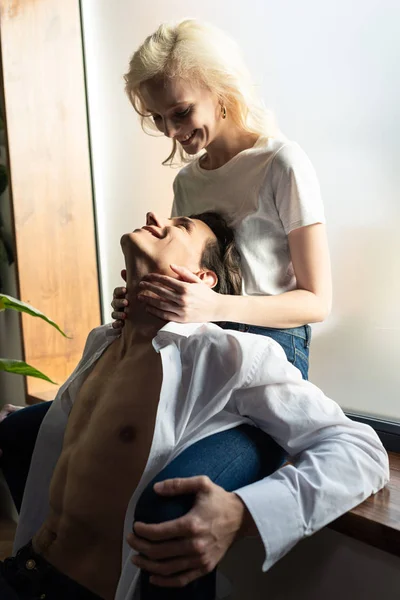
[119,279,166,348]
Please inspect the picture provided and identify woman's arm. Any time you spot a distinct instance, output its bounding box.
[220,222,332,327]
[136,222,331,328]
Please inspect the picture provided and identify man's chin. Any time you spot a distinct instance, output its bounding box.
[120,230,143,250]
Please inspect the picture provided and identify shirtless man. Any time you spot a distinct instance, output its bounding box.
[0,211,389,600]
[27,212,241,598]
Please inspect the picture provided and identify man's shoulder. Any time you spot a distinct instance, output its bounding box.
[82,324,116,356]
[183,323,284,362]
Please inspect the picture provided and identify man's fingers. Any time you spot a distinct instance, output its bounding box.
[149,567,213,588]
[133,514,203,542]
[132,553,207,578]
[127,532,204,561]
[154,476,212,496]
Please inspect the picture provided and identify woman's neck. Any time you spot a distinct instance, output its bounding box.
[201,129,260,170]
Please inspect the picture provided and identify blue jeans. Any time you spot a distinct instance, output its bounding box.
[0,541,103,599]
[135,424,286,599]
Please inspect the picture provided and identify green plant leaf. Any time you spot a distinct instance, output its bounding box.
[0,293,69,338]
[0,358,57,384]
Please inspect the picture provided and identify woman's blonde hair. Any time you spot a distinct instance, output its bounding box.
[124,19,279,166]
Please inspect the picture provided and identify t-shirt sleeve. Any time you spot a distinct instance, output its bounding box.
[270,142,325,235]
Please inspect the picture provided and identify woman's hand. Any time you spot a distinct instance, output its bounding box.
[111,270,128,329]
[138,264,222,323]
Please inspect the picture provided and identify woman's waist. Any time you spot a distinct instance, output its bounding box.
[219,322,310,339]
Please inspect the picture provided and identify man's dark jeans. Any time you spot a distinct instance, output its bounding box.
[0,541,103,600]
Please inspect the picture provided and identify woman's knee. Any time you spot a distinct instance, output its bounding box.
[134,481,195,525]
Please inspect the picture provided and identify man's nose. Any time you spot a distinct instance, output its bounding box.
[146,212,167,228]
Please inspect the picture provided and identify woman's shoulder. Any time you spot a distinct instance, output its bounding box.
[263,138,316,173]
[173,157,200,180]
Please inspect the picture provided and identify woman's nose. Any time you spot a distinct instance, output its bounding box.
[163,118,179,139]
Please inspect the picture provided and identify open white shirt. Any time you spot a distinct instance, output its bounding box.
[14,322,389,600]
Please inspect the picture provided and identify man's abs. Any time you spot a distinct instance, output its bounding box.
[33,340,163,600]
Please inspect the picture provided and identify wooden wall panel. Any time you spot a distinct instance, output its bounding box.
[0,0,100,398]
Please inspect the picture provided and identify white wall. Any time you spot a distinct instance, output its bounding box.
[81,1,400,595]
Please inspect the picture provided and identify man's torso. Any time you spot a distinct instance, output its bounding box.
[32,337,162,600]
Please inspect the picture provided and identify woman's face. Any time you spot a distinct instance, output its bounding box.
[140,77,225,155]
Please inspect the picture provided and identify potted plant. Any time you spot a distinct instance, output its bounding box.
[0,294,67,383]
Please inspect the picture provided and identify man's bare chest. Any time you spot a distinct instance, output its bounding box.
[64,341,163,446]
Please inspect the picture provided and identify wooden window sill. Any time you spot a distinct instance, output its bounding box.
[329,452,400,556]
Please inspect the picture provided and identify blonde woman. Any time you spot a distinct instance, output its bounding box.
[113,19,331,382]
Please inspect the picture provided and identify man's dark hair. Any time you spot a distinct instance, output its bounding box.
[190,212,242,295]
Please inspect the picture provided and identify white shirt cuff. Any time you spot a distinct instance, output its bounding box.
[234,476,302,572]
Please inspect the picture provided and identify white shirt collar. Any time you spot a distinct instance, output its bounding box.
[152,321,206,351]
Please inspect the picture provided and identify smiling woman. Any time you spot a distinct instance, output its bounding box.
[140,77,226,160]
[114,19,331,378]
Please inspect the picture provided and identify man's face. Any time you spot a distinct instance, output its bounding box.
[121,212,216,279]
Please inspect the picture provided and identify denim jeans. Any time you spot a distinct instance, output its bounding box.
[219,323,311,380]
[135,424,286,599]
[0,541,102,600]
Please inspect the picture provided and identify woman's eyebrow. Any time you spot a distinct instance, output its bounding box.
[145,101,190,113]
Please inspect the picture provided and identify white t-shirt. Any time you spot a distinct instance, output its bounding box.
[171,137,325,297]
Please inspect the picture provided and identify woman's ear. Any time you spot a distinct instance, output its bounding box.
[196,269,218,289]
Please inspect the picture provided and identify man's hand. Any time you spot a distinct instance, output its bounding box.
[127,475,257,588]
